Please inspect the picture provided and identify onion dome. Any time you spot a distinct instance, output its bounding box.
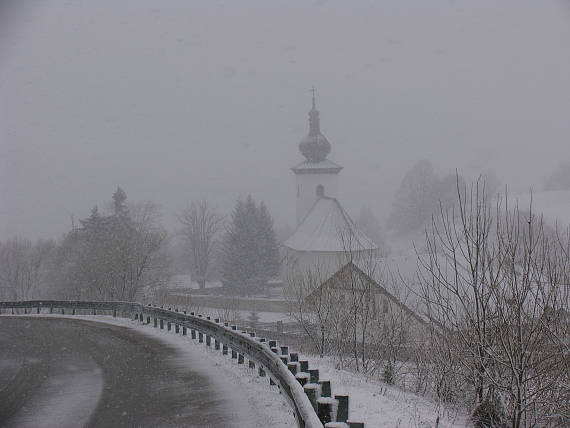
[299,89,331,162]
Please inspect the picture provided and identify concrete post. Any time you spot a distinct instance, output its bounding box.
[335,395,349,423]
[160,319,164,329]
[290,352,299,362]
[206,335,211,346]
[182,326,187,336]
[303,385,318,410]
[348,422,364,428]
[154,318,158,328]
[198,332,203,343]
[299,361,309,372]
[287,362,298,375]
[231,349,237,359]
[317,400,333,424]
[175,324,180,334]
[320,380,331,397]
[146,316,150,324]
[191,330,196,340]
[167,321,171,331]
[248,360,255,369]
[258,366,266,377]
[238,354,244,364]
[280,345,289,355]
[309,369,319,383]
[222,344,228,355]
[214,340,220,350]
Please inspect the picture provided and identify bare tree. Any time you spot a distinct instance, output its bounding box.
[178,200,224,289]
[417,177,570,426]
[286,262,338,358]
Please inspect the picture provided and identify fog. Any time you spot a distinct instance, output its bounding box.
[1,0,570,240]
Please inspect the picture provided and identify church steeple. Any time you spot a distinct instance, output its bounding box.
[299,87,331,163]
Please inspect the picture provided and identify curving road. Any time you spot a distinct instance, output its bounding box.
[0,316,237,428]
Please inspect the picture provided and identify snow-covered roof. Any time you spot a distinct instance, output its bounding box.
[283,197,378,252]
[291,159,343,174]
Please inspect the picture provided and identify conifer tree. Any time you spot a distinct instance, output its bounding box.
[221,196,279,294]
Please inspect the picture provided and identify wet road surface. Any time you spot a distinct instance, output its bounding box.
[0,316,236,428]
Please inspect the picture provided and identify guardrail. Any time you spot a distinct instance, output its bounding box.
[0,300,365,428]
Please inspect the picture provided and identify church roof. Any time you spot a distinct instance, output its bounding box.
[283,197,378,252]
[291,159,343,174]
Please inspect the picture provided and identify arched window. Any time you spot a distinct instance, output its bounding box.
[316,184,324,197]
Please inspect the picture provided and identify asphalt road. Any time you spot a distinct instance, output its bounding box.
[0,316,237,428]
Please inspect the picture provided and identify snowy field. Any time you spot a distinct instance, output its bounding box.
[5,314,469,428]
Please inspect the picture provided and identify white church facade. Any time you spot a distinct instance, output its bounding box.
[283,94,378,281]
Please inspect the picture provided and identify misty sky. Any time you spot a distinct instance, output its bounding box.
[1,0,570,240]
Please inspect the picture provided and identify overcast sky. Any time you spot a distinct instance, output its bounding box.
[1,0,570,240]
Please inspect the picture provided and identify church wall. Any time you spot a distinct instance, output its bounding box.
[295,172,339,225]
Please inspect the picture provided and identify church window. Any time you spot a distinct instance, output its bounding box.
[316,184,324,197]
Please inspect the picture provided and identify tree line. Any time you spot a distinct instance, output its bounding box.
[0,188,280,301]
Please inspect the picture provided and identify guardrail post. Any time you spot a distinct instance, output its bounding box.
[248,360,255,369]
[61,308,64,315]
[36,307,40,314]
[146,316,150,324]
[154,318,158,328]
[303,384,317,411]
[182,326,187,335]
[92,309,96,315]
[214,339,220,350]
[167,321,171,331]
[49,306,53,314]
[258,366,266,377]
[335,395,349,423]
[198,332,203,343]
[113,309,117,318]
[320,381,331,398]
[160,319,164,329]
[238,354,244,364]
[231,349,237,359]
[175,324,180,334]
[191,329,196,339]
[206,335,211,346]
[317,399,333,424]
[222,344,228,355]
[72,308,76,315]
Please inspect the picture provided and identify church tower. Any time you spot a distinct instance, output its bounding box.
[291,90,343,225]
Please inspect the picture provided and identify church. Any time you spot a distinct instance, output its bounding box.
[283,93,378,281]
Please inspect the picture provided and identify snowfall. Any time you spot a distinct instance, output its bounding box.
[3,314,469,428]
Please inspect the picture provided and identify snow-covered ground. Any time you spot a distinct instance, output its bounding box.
[11,314,470,427]
[306,356,468,428]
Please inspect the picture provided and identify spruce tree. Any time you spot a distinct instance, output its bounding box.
[221,196,280,295]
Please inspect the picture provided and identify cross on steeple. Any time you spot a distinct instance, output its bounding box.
[310,85,317,109]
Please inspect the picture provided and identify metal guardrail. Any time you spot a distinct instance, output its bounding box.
[0,300,364,428]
